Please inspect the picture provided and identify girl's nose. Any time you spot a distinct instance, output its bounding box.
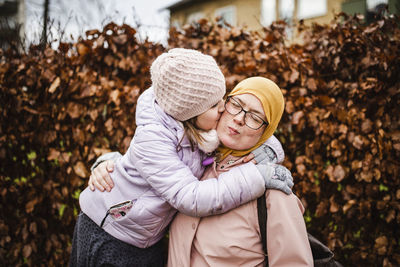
[218,100,225,113]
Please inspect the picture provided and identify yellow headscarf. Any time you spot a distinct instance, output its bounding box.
[217,77,285,160]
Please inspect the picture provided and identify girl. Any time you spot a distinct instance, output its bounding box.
[70,49,293,266]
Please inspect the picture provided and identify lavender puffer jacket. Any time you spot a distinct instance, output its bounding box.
[79,87,282,248]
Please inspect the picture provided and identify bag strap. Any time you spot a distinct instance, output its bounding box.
[257,191,269,266]
[257,192,341,267]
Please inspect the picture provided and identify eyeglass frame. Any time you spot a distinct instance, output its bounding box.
[224,96,269,130]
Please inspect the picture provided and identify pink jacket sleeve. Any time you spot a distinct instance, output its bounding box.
[266,190,313,267]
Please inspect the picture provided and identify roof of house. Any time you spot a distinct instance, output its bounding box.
[163,0,212,11]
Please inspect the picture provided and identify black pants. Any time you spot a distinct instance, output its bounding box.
[70,212,166,267]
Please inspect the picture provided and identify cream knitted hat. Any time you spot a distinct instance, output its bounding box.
[150,48,226,121]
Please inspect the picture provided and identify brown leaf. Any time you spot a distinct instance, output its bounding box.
[333,165,346,182]
[319,95,333,106]
[29,222,37,234]
[109,90,120,105]
[113,34,127,45]
[67,102,83,119]
[80,84,98,98]
[352,135,364,150]
[73,161,89,178]
[375,236,388,255]
[296,164,306,176]
[306,78,317,91]
[361,119,373,133]
[88,109,99,121]
[315,200,328,217]
[360,170,373,182]
[23,244,32,258]
[93,147,112,156]
[48,77,60,93]
[345,185,362,197]
[289,70,299,83]
[105,118,113,132]
[394,143,400,151]
[26,198,38,213]
[373,168,381,181]
[231,27,241,37]
[338,124,348,134]
[329,196,339,213]
[285,100,294,114]
[386,210,395,223]
[104,54,114,66]
[292,111,304,125]
[42,69,56,82]
[47,148,60,161]
[325,165,334,180]
[77,43,90,56]
[343,199,356,213]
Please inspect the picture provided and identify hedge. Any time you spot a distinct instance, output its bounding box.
[1,15,399,266]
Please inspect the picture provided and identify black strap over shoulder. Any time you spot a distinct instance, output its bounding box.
[257,191,343,267]
[257,192,268,265]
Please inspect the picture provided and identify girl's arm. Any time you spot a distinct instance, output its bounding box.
[89,134,292,205]
[130,124,281,217]
[89,134,286,191]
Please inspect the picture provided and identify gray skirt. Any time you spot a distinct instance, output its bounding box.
[69,212,166,267]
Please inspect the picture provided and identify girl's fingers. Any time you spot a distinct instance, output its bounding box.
[98,167,112,191]
[106,160,114,172]
[93,177,105,192]
[103,172,114,189]
[88,175,95,191]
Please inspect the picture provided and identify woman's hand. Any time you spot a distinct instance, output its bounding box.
[88,160,115,192]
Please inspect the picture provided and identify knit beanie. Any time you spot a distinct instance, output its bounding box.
[150,48,226,121]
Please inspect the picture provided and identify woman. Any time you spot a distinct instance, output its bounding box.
[90,77,310,266]
[71,48,293,267]
[168,77,313,266]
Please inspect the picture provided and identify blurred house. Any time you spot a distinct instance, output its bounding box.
[0,0,25,49]
[165,0,398,38]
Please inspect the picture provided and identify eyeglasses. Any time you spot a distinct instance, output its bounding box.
[224,97,269,130]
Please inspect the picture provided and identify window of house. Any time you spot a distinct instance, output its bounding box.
[187,11,204,24]
[278,0,295,38]
[297,0,327,19]
[261,0,276,26]
[366,0,388,23]
[279,0,295,22]
[214,5,236,26]
[366,0,388,10]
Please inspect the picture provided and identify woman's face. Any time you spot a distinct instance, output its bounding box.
[216,94,266,150]
[195,99,225,131]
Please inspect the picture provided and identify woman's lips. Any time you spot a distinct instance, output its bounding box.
[228,127,240,135]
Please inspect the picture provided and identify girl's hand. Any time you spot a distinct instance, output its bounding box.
[256,163,294,195]
[88,160,115,192]
[251,144,278,164]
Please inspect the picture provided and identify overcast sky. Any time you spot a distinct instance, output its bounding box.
[25,0,180,45]
[24,0,388,46]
